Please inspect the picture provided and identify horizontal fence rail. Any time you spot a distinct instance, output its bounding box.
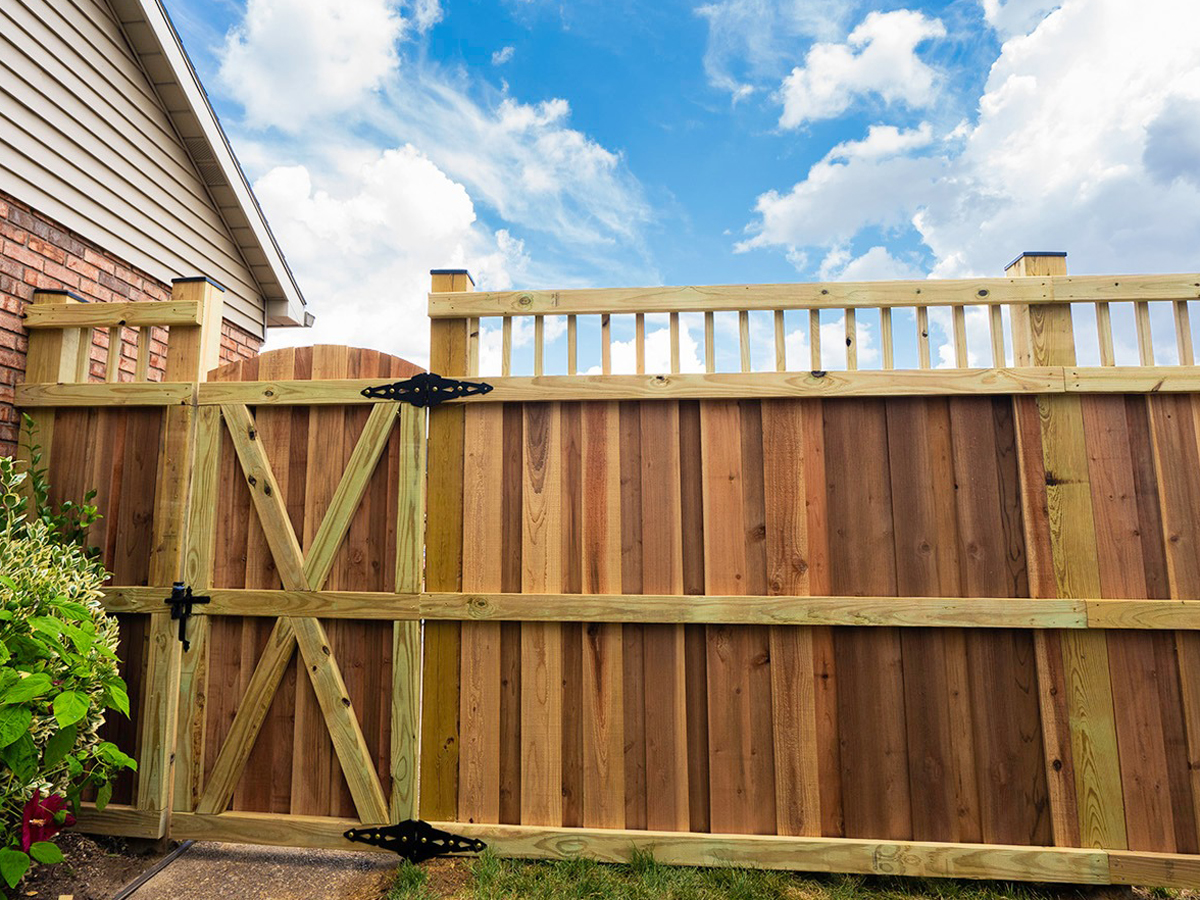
[16,366,1200,406]
[99,587,1200,630]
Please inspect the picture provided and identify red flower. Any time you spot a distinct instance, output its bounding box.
[20,790,75,851]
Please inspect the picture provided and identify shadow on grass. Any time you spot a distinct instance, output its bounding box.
[388,850,1171,900]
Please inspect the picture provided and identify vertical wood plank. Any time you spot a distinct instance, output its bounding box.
[580,403,625,828]
[568,315,578,375]
[1135,301,1154,365]
[670,313,681,374]
[535,315,545,376]
[421,272,470,820]
[1175,301,1194,366]
[704,312,715,374]
[391,400,425,821]
[601,315,611,375]
[844,309,857,370]
[522,402,563,826]
[774,310,786,372]
[1096,303,1115,366]
[809,309,821,371]
[953,306,968,367]
[739,311,751,372]
[990,306,1005,367]
[458,406,504,824]
[634,314,644,375]
[502,317,513,377]
[639,402,688,831]
[881,308,894,370]
[761,400,820,837]
[917,306,931,369]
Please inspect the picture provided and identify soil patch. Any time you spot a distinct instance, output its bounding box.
[10,832,170,900]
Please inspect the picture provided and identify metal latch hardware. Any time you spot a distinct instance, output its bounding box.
[165,582,210,651]
[360,372,493,407]
[343,820,486,862]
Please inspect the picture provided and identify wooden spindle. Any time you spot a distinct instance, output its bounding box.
[1095,302,1115,366]
[1175,301,1194,366]
[635,313,645,374]
[601,313,611,374]
[501,317,512,376]
[105,326,121,383]
[844,309,857,370]
[75,328,93,383]
[1135,301,1154,365]
[567,315,578,375]
[534,315,545,376]
[774,310,786,371]
[705,312,715,373]
[809,309,821,370]
[670,312,681,374]
[739,310,751,372]
[467,317,480,376]
[135,327,152,381]
[880,308,893,370]
[953,306,968,367]
[989,307,1005,367]
[917,306,931,369]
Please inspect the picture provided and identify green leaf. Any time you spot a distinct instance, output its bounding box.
[102,678,130,717]
[0,637,9,664]
[2,733,37,782]
[51,600,91,620]
[0,849,30,888]
[95,780,113,812]
[0,673,52,705]
[27,616,63,639]
[0,705,31,747]
[28,842,63,865]
[43,723,77,768]
[52,690,89,728]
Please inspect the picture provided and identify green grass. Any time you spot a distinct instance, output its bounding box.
[387,850,1158,900]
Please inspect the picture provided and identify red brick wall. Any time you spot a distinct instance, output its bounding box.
[1,190,263,457]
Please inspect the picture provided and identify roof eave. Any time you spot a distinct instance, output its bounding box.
[107,0,309,327]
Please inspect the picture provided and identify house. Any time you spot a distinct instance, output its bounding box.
[0,0,310,456]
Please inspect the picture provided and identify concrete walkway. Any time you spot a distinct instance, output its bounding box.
[127,842,397,900]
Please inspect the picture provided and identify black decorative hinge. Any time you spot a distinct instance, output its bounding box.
[343,820,486,863]
[360,371,493,407]
[165,582,210,651]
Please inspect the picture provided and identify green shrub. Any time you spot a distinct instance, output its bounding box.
[0,454,135,890]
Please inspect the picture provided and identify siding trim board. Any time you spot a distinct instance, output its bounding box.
[0,0,309,331]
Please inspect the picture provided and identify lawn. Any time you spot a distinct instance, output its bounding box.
[386,852,1186,900]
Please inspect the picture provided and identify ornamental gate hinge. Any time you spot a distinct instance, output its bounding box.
[343,820,486,862]
[165,582,210,651]
[360,371,493,407]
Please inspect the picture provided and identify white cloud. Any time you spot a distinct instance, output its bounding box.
[492,46,515,65]
[778,10,947,127]
[981,0,1060,38]
[736,124,945,253]
[742,0,1200,284]
[695,0,856,99]
[256,147,527,365]
[219,0,433,130]
[819,245,924,281]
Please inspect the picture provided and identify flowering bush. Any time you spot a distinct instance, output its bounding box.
[0,451,135,890]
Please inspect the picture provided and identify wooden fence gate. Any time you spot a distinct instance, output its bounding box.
[14,260,1200,889]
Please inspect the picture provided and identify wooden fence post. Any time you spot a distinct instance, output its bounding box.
[1008,252,1127,850]
[420,269,472,820]
[139,278,224,832]
[17,290,89,488]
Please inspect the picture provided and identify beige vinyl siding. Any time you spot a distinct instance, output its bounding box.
[0,0,265,335]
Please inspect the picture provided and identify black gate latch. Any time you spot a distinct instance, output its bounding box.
[165,582,209,651]
[360,371,493,407]
[344,820,486,862]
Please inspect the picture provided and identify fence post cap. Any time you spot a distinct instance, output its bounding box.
[429,269,475,288]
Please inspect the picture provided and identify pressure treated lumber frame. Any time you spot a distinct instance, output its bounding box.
[164,814,1200,890]
[97,587,1200,630]
[22,299,203,328]
[14,366,1200,407]
[427,272,1200,317]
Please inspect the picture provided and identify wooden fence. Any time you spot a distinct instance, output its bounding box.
[13,255,1200,889]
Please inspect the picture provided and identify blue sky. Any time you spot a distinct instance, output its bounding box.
[163,0,1200,368]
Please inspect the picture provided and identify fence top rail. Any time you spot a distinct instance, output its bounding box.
[428,273,1200,318]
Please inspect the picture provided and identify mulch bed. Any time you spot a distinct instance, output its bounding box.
[9,832,172,900]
